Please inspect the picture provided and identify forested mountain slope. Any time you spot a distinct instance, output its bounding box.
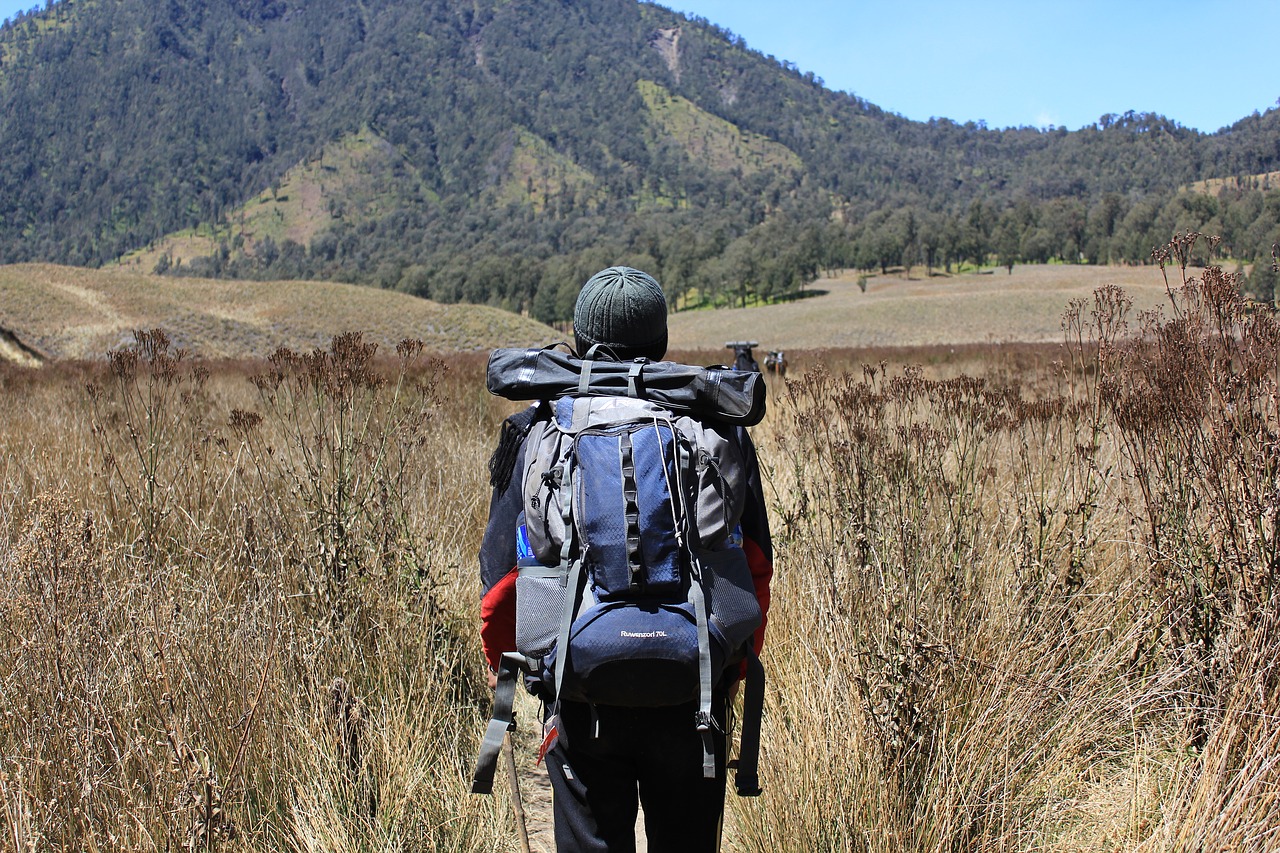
[2,0,1279,319]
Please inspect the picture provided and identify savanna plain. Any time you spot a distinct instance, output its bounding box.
[2,244,1279,851]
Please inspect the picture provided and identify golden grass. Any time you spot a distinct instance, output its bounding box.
[1,261,1179,367]
[718,363,1232,850]
[668,264,1176,353]
[0,263,556,360]
[3,246,1277,850]
[0,336,516,850]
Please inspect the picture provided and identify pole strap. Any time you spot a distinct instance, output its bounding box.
[472,652,533,795]
[734,650,765,797]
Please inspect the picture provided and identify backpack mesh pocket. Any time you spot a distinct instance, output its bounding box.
[515,561,568,657]
[699,546,762,656]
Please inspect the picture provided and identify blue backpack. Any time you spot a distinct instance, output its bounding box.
[473,351,766,797]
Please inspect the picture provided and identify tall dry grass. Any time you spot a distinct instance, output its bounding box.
[3,234,1279,850]
[0,332,515,850]
[726,233,1280,851]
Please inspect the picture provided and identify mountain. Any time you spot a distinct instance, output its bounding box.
[2,0,1279,317]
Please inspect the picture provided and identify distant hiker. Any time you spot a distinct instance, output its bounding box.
[475,267,774,851]
[764,350,787,379]
[726,340,760,373]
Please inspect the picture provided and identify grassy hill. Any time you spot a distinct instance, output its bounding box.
[0,261,1186,366]
[0,263,556,361]
[636,79,802,179]
[120,75,806,278]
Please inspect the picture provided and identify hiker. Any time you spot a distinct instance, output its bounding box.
[726,341,760,374]
[478,267,774,852]
[764,350,787,379]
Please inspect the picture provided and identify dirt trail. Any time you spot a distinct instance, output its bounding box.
[507,691,649,852]
[512,763,650,853]
[46,280,126,323]
[43,280,131,356]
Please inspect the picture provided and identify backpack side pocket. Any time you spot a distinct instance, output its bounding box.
[514,560,568,658]
[522,418,572,566]
[698,545,762,661]
[680,418,746,550]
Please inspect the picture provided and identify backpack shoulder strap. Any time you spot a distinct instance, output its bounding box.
[687,552,716,779]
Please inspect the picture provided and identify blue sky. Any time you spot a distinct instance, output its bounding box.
[2,0,1274,133]
[664,0,1278,132]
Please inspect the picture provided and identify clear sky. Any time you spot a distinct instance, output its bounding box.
[2,0,1275,133]
[663,0,1278,132]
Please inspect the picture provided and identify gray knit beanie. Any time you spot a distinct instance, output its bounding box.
[572,266,668,361]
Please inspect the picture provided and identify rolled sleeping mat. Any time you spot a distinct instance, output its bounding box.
[486,346,766,427]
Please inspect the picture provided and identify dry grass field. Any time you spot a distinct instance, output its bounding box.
[1,261,1185,364]
[0,263,555,361]
[668,263,1179,352]
[3,246,1279,850]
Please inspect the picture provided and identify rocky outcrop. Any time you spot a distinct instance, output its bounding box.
[649,26,681,83]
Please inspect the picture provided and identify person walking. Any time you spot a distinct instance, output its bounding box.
[478,266,773,851]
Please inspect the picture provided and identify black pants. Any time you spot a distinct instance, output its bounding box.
[545,695,728,852]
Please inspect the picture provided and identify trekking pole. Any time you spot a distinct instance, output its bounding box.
[716,692,736,853]
[503,732,532,853]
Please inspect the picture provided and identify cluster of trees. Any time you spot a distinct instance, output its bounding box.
[2,0,1279,318]
[826,182,1280,283]
[164,178,1280,323]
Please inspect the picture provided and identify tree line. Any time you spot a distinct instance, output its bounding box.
[162,178,1280,322]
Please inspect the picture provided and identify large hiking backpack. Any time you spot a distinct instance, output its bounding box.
[473,347,767,797]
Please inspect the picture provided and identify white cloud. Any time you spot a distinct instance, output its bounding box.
[1034,110,1060,130]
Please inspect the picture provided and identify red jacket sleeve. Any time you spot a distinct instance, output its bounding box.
[743,534,772,655]
[736,426,773,656]
[480,568,517,671]
[478,408,537,671]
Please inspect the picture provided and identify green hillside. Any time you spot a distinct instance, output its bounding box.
[636,79,802,178]
[1,0,1279,316]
